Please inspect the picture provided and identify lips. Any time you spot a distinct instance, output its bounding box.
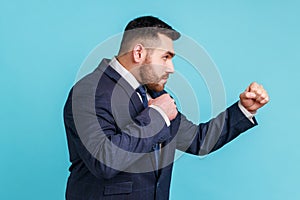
[162,74,169,80]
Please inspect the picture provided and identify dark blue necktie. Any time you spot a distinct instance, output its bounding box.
[136,85,148,108]
[136,85,160,173]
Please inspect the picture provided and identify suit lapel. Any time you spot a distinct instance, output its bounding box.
[96,59,144,114]
[96,59,166,109]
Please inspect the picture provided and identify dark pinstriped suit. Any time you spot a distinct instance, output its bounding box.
[63,59,257,199]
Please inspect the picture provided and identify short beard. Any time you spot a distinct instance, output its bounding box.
[140,54,165,92]
[140,64,164,92]
[146,82,165,92]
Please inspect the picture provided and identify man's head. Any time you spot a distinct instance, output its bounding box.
[118,16,180,56]
[117,16,181,92]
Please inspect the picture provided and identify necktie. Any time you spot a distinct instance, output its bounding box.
[136,85,148,108]
[136,85,160,173]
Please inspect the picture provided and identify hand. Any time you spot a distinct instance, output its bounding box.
[239,82,270,113]
[148,94,178,121]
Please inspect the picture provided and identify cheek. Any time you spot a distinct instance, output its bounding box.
[142,65,158,81]
[151,63,165,75]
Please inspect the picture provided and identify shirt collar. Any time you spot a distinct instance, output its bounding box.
[109,57,140,90]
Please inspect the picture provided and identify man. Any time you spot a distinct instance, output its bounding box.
[63,16,269,200]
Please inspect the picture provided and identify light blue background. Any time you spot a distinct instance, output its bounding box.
[1,1,299,199]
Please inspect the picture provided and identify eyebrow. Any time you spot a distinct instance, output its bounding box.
[166,51,175,58]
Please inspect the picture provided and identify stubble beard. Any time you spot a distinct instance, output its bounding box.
[140,63,166,92]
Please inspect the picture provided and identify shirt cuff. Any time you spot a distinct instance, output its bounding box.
[238,101,256,124]
[149,105,171,127]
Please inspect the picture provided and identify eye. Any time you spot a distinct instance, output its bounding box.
[162,55,169,61]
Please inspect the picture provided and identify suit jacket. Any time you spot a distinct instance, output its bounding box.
[63,59,257,200]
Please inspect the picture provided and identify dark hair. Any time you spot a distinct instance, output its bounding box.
[118,16,180,55]
[124,16,180,40]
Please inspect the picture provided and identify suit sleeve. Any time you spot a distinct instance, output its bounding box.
[175,101,257,155]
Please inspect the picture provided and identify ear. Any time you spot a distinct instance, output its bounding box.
[132,44,146,63]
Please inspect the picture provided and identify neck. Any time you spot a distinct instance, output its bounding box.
[117,54,141,83]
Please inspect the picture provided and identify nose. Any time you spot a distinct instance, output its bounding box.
[166,60,175,74]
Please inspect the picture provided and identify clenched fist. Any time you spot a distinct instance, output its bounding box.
[148,94,178,121]
[240,82,270,113]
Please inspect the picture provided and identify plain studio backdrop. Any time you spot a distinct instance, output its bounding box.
[1,1,299,200]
